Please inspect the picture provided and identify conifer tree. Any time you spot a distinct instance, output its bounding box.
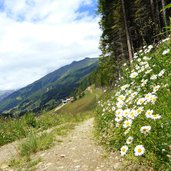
[97,0,171,86]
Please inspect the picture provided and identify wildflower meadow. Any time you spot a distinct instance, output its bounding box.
[96,38,171,170]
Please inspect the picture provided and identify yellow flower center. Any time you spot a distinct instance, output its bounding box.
[143,128,147,132]
[138,149,142,153]
[126,122,129,126]
[122,148,126,152]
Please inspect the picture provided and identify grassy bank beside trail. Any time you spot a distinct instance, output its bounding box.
[95,39,171,170]
[1,86,102,170]
[0,86,102,147]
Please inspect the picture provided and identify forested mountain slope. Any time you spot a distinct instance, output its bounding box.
[0,90,15,102]
[0,58,98,116]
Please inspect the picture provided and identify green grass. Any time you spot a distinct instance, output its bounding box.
[19,123,76,158]
[0,85,102,147]
[95,39,171,170]
[20,132,54,157]
[1,85,102,170]
[56,85,103,115]
[9,123,77,170]
[9,157,41,171]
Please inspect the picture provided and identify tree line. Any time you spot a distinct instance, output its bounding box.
[97,0,171,86]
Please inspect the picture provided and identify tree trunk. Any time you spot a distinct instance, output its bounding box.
[155,0,162,30]
[121,0,133,64]
[150,0,155,21]
[161,0,169,35]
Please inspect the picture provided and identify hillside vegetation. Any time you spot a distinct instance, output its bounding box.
[0,86,102,147]
[0,58,98,116]
[95,39,171,170]
[0,90,15,102]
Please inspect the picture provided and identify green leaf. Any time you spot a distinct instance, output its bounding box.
[160,3,171,12]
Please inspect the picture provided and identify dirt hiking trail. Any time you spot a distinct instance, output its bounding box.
[35,118,122,171]
[0,118,125,171]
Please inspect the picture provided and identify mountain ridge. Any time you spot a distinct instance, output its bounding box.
[0,90,15,102]
[0,57,98,116]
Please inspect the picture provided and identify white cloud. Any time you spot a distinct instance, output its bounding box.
[0,0,101,90]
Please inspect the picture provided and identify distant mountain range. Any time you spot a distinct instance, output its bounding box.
[0,90,15,101]
[0,57,98,116]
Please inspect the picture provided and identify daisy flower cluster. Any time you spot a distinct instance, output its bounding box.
[97,43,171,161]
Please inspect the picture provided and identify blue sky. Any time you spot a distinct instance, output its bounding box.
[0,0,101,90]
[77,0,98,16]
[0,0,98,22]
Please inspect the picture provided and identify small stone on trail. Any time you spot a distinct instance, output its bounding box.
[73,159,80,163]
[40,153,46,157]
[60,154,65,158]
[95,169,102,171]
[74,165,81,169]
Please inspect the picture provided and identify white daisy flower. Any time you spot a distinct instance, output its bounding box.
[112,106,116,111]
[116,109,123,116]
[148,45,153,50]
[120,145,128,156]
[116,123,120,128]
[137,58,141,63]
[115,92,121,96]
[162,49,170,55]
[153,85,160,92]
[145,110,153,118]
[115,115,123,123]
[121,84,130,91]
[137,98,146,105]
[124,128,131,135]
[123,109,130,117]
[135,65,140,70]
[116,100,124,108]
[134,145,145,156]
[136,107,144,115]
[126,136,133,144]
[123,119,132,128]
[140,126,151,134]
[145,69,152,74]
[141,79,148,87]
[150,95,157,104]
[145,93,153,102]
[150,75,157,80]
[128,110,137,119]
[151,114,161,120]
[143,56,151,61]
[158,69,165,77]
[130,72,138,78]
[161,38,170,43]
[108,103,111,106]
[118,95,126,101]
[131,92,138,98]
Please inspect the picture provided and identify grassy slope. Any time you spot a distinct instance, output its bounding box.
[56,85,103,115]
[0,85,102,147]
[1,85,102,170]
[95,39,171,170]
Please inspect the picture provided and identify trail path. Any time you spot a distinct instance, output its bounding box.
[34,118,122,171]
[54,104,66,112]
[0,118,123,171]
